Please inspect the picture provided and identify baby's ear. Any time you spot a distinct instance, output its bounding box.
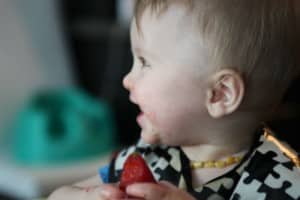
[205,69,245,118]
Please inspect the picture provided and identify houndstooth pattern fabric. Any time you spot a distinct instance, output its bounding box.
[230,134,300,200]
[107,130,300,199]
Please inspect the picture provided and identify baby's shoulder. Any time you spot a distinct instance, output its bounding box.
[232,132,300,199]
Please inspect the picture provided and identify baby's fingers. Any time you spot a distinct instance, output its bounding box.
[98,184,126,199]
[126,183,168,200]
[126,182,196,200]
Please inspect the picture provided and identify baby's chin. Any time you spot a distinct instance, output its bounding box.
[140,129,161,145]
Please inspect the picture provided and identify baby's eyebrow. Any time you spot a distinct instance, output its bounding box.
[132,47,158,61]
[132,47,143,55]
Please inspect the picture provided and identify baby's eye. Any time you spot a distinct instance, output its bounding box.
[138,56,151,68]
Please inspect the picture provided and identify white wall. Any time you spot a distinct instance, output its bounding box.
[0,0,73,151]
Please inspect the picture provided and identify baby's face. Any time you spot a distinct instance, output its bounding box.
[123,4,214,146]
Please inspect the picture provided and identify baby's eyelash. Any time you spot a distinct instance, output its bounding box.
[138,56,151,68]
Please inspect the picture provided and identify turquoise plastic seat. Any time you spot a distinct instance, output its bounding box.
[13,89,116,166]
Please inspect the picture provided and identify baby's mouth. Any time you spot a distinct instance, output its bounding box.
[129,96,145,125]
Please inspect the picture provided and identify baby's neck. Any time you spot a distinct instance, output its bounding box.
[181,125,255,187]
[181,143,249,162]
[181,113,261,186]
[182,141,251,187]
[181,119,258,162]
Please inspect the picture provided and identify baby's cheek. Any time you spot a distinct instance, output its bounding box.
[153,112,178,132]
[161,110,191,130]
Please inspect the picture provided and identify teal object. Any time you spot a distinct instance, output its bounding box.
[13,89,116,166]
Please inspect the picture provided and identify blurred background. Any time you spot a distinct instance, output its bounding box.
[0,0,139,199]
[0,0,300,199]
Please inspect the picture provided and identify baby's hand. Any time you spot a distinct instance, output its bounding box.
[48,184,126,200]
[98,184,126,199]
[123,181,196,200]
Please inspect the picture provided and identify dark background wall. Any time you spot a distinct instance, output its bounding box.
[60,0,140,146]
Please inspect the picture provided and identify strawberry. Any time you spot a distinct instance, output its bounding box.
[119,152,157,192]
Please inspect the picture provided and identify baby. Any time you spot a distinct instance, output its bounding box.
[49,0,300,199]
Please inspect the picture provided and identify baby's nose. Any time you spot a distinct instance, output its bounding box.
[122,73,132,91]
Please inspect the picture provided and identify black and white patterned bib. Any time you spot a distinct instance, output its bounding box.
[107,129,300,199]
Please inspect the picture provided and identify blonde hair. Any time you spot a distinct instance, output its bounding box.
[134,0,300,109]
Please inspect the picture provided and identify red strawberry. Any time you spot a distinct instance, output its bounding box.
[119,152,156,192]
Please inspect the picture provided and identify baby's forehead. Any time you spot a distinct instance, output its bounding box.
[131,7,213,68]
[131,4,203,42]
